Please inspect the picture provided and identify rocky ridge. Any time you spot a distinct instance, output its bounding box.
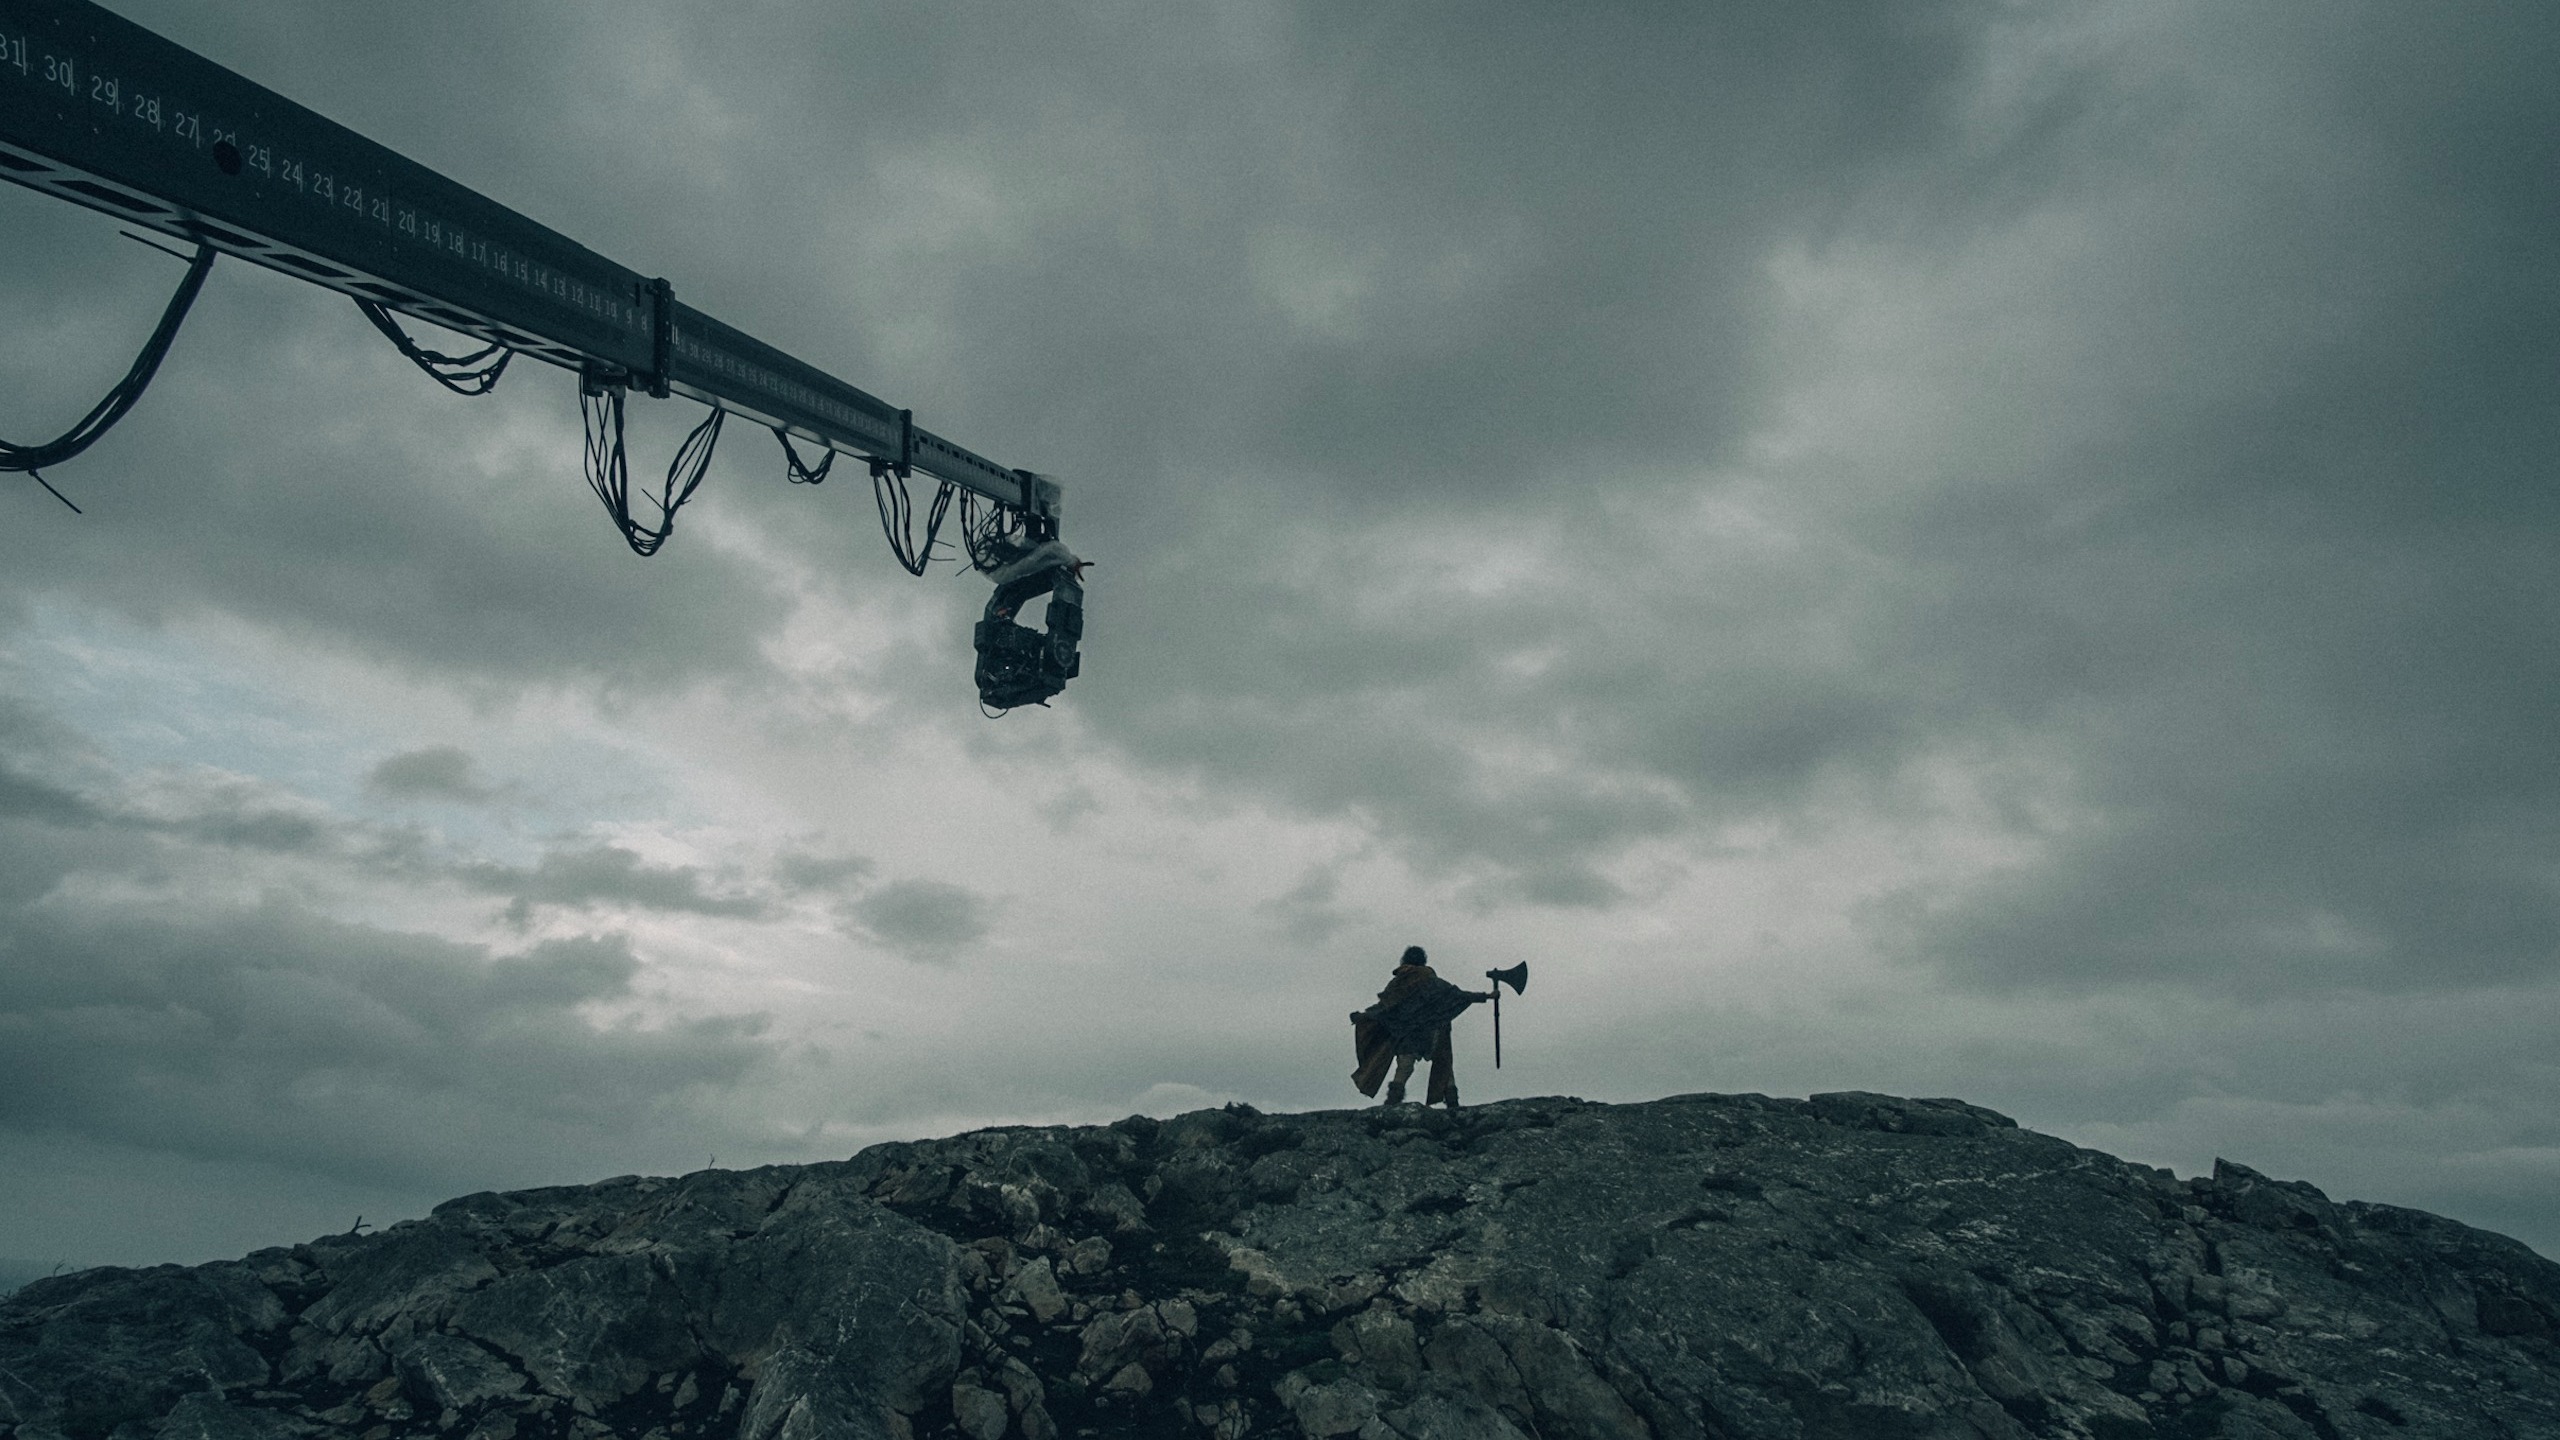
[4,1091,2558,1439]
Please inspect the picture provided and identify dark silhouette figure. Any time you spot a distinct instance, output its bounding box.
[1351,946,1492,1110]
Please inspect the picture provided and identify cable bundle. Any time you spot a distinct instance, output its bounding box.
[958,489,1032,574]
[353,299,512,395]
[774,428,835,485]
[870,459,954,576]
[580,382,724,557]
[2,242,216,512]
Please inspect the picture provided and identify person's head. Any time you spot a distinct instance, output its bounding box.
[1400,945,1427,968]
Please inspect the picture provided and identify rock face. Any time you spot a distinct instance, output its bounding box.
[5,1092,2558,1440]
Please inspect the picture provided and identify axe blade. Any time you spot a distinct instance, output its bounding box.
[1487,962,1528,996]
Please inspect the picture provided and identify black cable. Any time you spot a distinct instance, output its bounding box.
[26,472,81,514]
[2,240,216,508]
[354,298,512,395]
[118,230,196,263]
[774,427,834,484]
[958,490,1030,574]
[580,383,725,556]
[870,459,954,576]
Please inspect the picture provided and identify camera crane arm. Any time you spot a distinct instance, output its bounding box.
[0,0,1080,709]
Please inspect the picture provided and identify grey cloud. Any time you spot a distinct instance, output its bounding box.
[366,745,495,803]
[146,776,337,856]
[0,700,111,833]
[1897,580,2560,996]
[774,850,874,895]
[1259,861,1350,947]
[0,709,765,930]
[462,844,766,923]
[0,699,777,1199]
[850,879,992,964]
[1079,507,1836,902]
[1227,6,1975,492]
[1038,786,1100,834]
[0,720,418,879]
[1824,4,2560,996]
[0,903,771,1190]
[1058,0,2560,982]
[6,0,2551,991]
[0,762,106,833]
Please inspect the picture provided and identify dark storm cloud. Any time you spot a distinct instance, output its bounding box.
[366,745,495,803]
[1055,0,2560,995]
[773,850,874,895]
[0,752,107,834]
[10,0,2560,1012]
[0,903,768,1189]
[850,878,992,964]
[461,844,766,924]
[1842,2,2560,994]
[1221,6,1973,490]
[1079,500,1898,902]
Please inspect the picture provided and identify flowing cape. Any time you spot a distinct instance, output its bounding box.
[1351,965,1482,1105]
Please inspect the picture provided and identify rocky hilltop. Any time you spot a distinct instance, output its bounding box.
[6,1092,2559,1440]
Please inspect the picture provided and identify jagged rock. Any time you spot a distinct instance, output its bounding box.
[1332,1303,1424,1391]
[1063,1236,1112,1276]
[4,1092,2559,1439]
[0,1263,277,1437]
[1273,1370,1378,1435]
[295,1226,496,1338]
[947,1378,1007,1440]
[1076,1304,1166,1383]
[1371,1383,1532,1440]
[1002,1253,1067,1324]
[451,1252,697,1402]
[152,1391,313,1439]
[394,1331,525,1411]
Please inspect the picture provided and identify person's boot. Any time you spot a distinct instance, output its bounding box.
[1383,1078,1406,1105]
[1442,1087,1460,1112]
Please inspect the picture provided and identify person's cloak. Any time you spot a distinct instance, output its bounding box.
[1351,963,1480,1105]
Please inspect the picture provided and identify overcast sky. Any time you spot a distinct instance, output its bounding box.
[4,0,2558,1282]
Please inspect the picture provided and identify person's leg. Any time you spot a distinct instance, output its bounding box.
[1385,1053,1416,1104]
[1427,1027,1458,1109]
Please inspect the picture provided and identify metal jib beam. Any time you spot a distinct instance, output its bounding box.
[0,0,1051,518]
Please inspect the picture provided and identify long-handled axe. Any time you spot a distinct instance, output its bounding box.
[1485,962,1529,1067]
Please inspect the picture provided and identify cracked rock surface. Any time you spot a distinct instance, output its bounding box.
[4,1091,2558,1438]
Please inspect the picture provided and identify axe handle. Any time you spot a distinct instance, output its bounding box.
[1493,985,1502,1068]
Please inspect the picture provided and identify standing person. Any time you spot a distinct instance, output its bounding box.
[1351,946,1494,1110]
